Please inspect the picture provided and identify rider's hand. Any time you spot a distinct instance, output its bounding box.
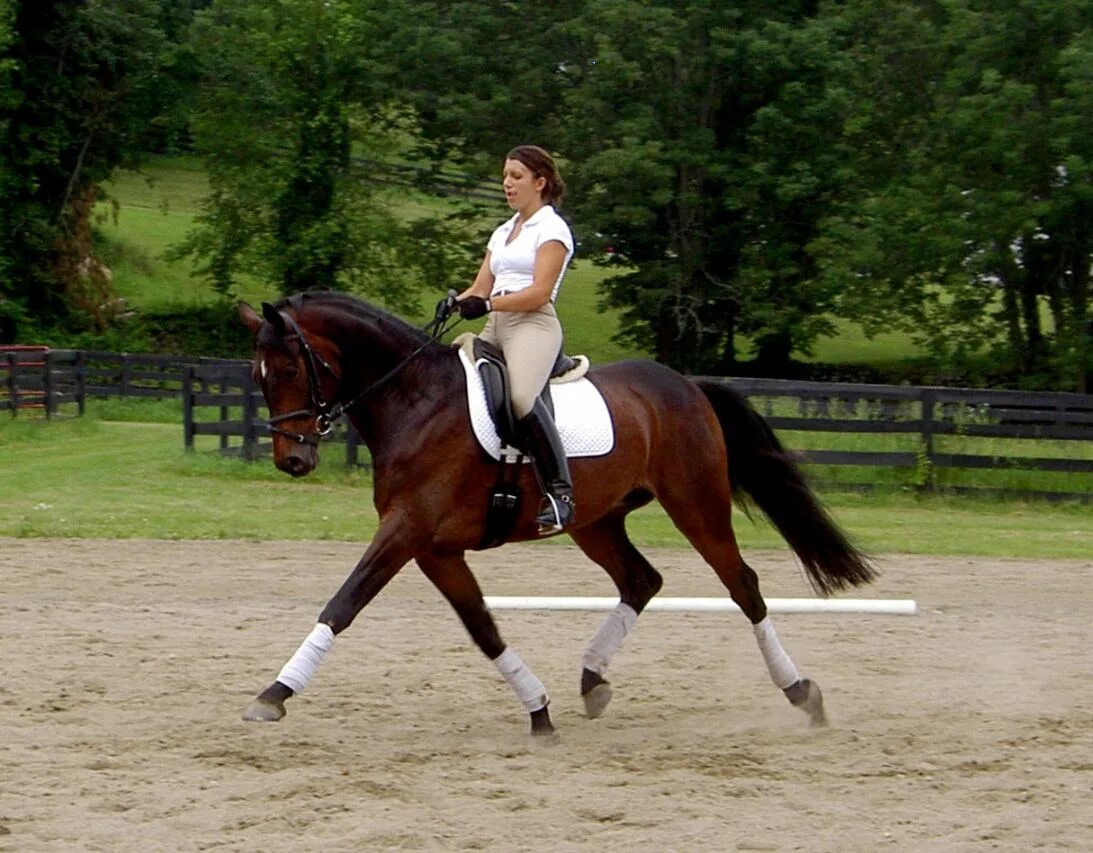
[458,296,492,320]
[434,290,458,322]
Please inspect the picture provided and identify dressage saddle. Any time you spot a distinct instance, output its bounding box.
[470,337,580,452]
[461,336,585,549]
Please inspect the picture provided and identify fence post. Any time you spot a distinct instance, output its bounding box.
[5,352,16,417]
[121,356,131,398]
[219,377,229,452]
[42,350,54,419]
[182,365,195,452]
[242,370,258,461]
[75,350,86,416]
[920,388,936,492]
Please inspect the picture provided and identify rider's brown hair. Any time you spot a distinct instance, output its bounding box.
[507,145,566,207]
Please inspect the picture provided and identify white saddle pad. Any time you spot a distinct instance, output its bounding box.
[457,349,614,461]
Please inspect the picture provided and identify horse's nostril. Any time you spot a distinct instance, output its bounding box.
[277,455,309,477]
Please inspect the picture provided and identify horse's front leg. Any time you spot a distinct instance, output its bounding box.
[242,521,414,723]
[416,551,555,738]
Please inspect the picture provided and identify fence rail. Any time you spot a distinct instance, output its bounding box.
[1,347,85,418]
[181,361,364,464]
[5,349,1091,498]
[723,377,1093,498]
[78,350,244,399]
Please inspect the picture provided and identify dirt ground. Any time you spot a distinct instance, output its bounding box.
[1,538,1091,851]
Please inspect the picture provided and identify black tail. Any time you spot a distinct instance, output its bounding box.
[694,378,877,595]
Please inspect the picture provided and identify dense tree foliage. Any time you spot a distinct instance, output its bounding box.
[0,0,185,339]
[1,0,1089,388]
[815,0,1093,389]
[559,1,848,372]
[175,0,481,309]
[390,0,1091,387]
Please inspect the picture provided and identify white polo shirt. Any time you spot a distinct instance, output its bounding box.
[487,205,574,303]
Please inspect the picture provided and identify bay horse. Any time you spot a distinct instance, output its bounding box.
[238,291,876,736]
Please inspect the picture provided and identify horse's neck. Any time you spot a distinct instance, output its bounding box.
[324,308,456,448]
[337,313,422,386]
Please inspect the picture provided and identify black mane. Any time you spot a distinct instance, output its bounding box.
[273,290,457,385]
[277,291,430,346]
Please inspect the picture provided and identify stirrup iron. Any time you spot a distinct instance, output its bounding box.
[536,493,574,536]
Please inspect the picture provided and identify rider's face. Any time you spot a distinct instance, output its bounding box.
[503,158,546,213]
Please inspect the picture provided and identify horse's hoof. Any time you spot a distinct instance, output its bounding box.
[582,682,613,719]
[529,705,557,739]
[532,729,562,746]
[785,678,828,728]
[242,698,286,722]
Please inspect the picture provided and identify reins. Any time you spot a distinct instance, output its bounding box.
[267,295,462,446]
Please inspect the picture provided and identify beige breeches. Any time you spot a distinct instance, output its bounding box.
[479,303,563,418]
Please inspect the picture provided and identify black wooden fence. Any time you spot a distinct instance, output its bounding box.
[2,348,248,414]
[726,377,1093,500]
[4,349,1091,498]
[175,361,1092,498]
[180,360,364,464]
[1,347,85,417]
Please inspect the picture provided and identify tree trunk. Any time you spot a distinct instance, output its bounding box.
[754,330,793,376]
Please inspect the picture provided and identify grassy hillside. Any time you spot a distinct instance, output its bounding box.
[100,156,926,367]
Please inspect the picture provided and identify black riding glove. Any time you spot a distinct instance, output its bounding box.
[458,296,492,320]
[434,291,458,322]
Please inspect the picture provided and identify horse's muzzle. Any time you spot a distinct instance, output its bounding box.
[276,449,316,478]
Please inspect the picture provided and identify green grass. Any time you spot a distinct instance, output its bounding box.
[99,156,644,362]
[98,156,214,310]
[1,410,1088,558]
[808,318,925,365]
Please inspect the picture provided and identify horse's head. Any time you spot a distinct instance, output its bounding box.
[239,300,343,477]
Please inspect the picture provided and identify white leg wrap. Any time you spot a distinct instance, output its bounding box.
[753,617,800,689]
[492,647,548,713]
[276,623,335,694]
[581,602,638,676]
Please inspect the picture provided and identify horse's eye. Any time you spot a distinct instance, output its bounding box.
[282,365,300,380]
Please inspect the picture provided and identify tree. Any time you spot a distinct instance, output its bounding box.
[398,1,850,372]
[813,0,1093,390]
[177,0,480,310]
[531,1,859,373]
[0,0,183,338]
[393,0,1091,387]
[378,0,571,170]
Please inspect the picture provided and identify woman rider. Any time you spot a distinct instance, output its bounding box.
[455,145,575,535]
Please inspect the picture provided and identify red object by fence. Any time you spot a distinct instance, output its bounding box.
[1,345,51,413]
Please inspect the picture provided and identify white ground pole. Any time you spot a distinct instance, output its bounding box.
[485,596,918,615]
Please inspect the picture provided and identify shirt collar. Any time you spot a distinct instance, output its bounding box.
[504,204,554,234]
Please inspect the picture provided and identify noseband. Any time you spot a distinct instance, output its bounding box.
[264,306,461,447]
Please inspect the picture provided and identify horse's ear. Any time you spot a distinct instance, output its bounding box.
[238,301,262,334]
[261,302,287,336]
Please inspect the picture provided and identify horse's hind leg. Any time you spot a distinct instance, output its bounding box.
[416,551,555,737]
[569,511,664,719]
[656,482,827,727]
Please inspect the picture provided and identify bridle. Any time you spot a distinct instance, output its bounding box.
[264,303,460,447]
[264,313,342,446]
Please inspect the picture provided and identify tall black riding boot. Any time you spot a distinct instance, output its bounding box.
[519,400,575,535]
